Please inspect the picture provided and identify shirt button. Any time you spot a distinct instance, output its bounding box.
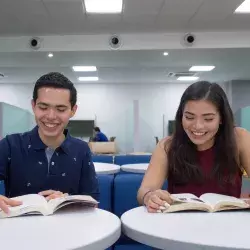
[51,162,55,166]
[27,183,31,187]
[38,161,43,165]
[62,173,66,177]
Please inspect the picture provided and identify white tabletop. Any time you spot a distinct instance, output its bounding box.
[121,206,250,250]
[93,162,120,174]
[1,208,121,250]
[121,163,148,173]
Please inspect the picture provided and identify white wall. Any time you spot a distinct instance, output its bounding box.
[231,80,250,113]
[0,84,32,111]
[0,82,191,153]
[70,82,191,153]
[0,81,232,153]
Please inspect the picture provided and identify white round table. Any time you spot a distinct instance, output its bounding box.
[121,163,148,173]
[1,208,121,250]
[121,206,250,250]
[94,162,120,174]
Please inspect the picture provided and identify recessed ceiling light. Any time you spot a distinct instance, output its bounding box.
[48,53,53,58]
[72,66,97,72]
[177,76,199,81]
[78,77,99,82]
[235,0,250,13]
[85,0,123,13]
[189,66,215,72]
[163,52,169,56]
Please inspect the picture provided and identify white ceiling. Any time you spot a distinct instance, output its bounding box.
[0,0,249,36]
[0,48,250,84]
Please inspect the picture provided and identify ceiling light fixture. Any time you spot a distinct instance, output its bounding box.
[189,66,215,72]
[85,0,123,13]
[163,52,169,56]
[48,53,53,58]
[73,66,97,72]
[235,0,250,13]
[177,76,199,81]
[78,77,99,81]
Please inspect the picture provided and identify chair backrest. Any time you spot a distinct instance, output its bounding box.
[92,155,114,163]
[114,155,151,165]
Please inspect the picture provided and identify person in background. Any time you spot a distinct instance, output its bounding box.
[0,72,99,214]
[137,81,250,213]
[93,127,108,142]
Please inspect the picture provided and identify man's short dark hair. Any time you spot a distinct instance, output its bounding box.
[33,72,77,108]
[94,127,101,132]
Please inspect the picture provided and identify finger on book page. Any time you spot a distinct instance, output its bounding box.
[0,200,9,214]
[157,190,173,204]
[7,198,22,207]
[151,194,166,206]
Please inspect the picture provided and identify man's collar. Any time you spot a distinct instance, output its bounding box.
[29,126,72,154]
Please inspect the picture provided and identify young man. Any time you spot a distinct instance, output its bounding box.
[93,127,108,142]
[0,72,99,213]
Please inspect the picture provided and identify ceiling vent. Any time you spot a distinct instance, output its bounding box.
[167,72,198,78]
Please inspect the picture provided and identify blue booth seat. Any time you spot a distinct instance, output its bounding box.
[0,181,4,195]
[114,174,144,217]
[114,244,153,250]
[97,174,114,212]
[114,155,151,166]
[92,155,114,164]
[113,173,168,249]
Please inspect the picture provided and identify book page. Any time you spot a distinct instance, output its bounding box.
[0,194,48,217]
[48,195,98,213]
[157,193,210,213]
[200,193,245,205]
[9,194,47,210]
[171,193,205,204]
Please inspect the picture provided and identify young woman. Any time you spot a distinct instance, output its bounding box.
[137,81,250,213]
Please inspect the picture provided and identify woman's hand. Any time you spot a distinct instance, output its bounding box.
[144,189,173,213]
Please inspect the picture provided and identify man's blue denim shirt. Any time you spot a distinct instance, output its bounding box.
[0,126,99,201]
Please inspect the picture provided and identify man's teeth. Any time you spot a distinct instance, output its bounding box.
[192,131,206,136]
[44,123,57,128]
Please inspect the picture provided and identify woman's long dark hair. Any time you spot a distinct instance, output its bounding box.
[167,81,240,184]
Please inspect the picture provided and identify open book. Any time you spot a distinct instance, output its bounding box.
[158,193,250,213]
[0,194,98,218]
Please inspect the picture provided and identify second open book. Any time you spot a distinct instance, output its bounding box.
[158,193,250,213]
[0,194,98,218]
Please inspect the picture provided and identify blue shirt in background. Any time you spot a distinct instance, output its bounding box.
[0,126,99,200]
[94,132,109,142]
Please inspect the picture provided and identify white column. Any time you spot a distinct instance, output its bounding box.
[133,100,140,152]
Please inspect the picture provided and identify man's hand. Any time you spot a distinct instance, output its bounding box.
[39,190,67,201]
[0,195,22,214]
